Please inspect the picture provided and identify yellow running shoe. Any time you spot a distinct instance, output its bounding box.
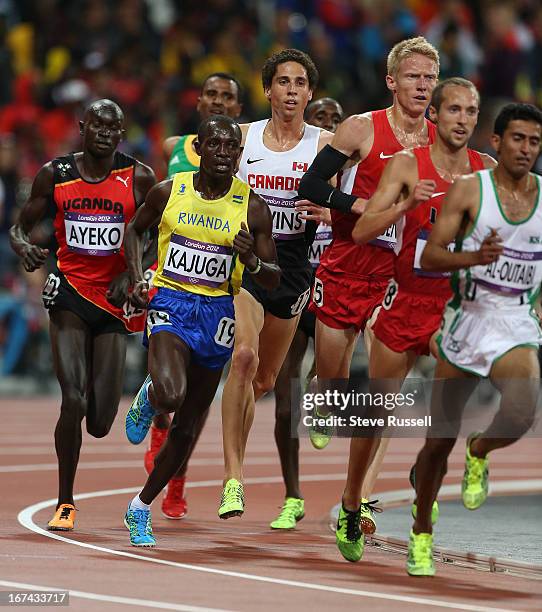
[336,504,364,562]
[218,478,244,519]
[47,504,76,531]
[409,465,440,525]
[406,530,435,576]
[270,497,305,529]
[309,409,333,450]
[462,433,489,510]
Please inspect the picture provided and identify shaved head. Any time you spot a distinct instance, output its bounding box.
[84,99,124,123]
[197,114,241,143]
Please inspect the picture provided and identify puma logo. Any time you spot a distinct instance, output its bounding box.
[116,175,130,187]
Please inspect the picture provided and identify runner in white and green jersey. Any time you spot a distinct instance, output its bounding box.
[406,102,542,577]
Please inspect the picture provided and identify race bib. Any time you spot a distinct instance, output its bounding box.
[163,234,233,288]
[308,224,332,268]
[42,273,60,305]
[472,246,542,295]
[64,212,124,256]
[264,195,305,240]
[413,229,451,278]
[369,223,396,250]
[214,316,235,348]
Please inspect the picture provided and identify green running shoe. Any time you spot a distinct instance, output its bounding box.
[309,409,333,450]
[462,433,489,510]
[270,497,305,529]
[336,504,364,562]
[359,498,382,535]
[406,530,435,576]
[218,478,244,519]
[409,464,440,525]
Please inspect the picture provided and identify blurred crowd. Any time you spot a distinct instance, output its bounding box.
[1,0,541,387]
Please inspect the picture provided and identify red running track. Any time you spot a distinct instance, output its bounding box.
[1,396,541,611]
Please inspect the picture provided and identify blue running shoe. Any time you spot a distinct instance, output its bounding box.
[126,375,155,445]
[124,505,156,547]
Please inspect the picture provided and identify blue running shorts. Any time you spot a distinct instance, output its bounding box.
[144,287,235,369]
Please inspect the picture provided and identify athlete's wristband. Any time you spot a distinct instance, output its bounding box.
[247,256,262,274]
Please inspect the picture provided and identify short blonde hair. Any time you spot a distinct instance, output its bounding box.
[387,36,440,77]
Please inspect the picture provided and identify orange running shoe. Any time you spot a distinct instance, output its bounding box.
[47,504,76,531]
[161,477,187,519]
[144,425,168,475]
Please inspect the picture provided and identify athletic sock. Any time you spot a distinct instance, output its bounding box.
[130,494,151,511]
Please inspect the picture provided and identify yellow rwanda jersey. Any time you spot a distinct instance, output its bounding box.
[154,172,250,297]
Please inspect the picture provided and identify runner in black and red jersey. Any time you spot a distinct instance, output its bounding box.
[333,78,495,563]
[297,36,439,532]
[10,99,156,531]
[270,97,343,530]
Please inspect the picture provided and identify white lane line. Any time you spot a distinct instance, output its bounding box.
[3,457,541,477]
[17,480,517,612]
[0,580,232,611]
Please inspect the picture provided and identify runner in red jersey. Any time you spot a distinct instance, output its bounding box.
[328,80,496,561]
[9,100,156,531]
[298,38,439,387]
[297,37,439,457]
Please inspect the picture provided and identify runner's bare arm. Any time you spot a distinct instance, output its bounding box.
[125,180,173,307]
[421,175,503,272]
[133,161,158,271]
[9,162,53,272]
[107,162,158,307]
[298,114,373,216]
[352,151,427,244]
[238,190,281,290]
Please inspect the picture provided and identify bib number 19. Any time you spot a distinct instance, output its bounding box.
[215,317,235,348]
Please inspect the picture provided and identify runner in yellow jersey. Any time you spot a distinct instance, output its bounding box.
[145,73,243,520]
[122,115,280,547]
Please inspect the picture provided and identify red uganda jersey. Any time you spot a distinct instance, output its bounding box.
[394,146,485,295]
[52,151,145,332]
[320,109,437,279]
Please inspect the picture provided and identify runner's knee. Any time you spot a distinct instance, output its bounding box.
[152,378,187,413]
[60,388,87,420]
[86,414,115,438]
[231,344,259,380]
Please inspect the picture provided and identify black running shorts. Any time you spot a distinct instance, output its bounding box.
[42,271,128,335]
[241,264,313,320]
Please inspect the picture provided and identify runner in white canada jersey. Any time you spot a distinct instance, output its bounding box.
[269,96,343,530]
[239,117,319,254]
[406,102,542,578]
[219,49,335,521]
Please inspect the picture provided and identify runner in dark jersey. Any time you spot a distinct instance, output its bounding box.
[271,97,343,530]
[145,73,243,521]
[9,100,156,531]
